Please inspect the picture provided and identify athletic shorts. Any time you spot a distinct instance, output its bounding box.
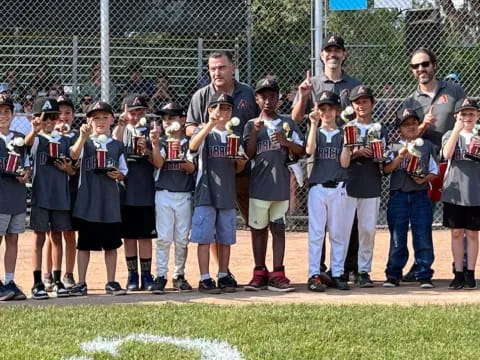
[443,202,480,231]
[69,192,79,231]
[248,198,289,229]
[120,205,157,239]
[76,218,123,251]
[30,206,72,232]
[190,206,236,245]
[0,213,26,236]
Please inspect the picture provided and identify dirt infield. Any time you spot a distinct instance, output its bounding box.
[2,229,480,306]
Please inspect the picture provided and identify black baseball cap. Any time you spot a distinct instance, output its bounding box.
[86,101,114,117]
[156,102,184,116]
[0,95,14,111]
[316,91,341,107]
[255,78,280,94]
[349,85,375,102]
[323,35,345,51]
[32,98,60,116]
[208,93,234,108]
[396,108,420,127]
[454,97,479,113]
[122,94,148,110]
[57,95,75,111]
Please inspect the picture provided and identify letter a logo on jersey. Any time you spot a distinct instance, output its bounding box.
[238,99,247,109]
[42,100,52,111]
[437,95,448,104]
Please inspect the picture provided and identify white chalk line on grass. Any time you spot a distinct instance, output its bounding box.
[64,333,244,360]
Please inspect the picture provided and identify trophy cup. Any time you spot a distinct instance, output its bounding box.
[464,126,480,161]
[165,121,184,162]
[226,117,244,158]
[344,124,360,147]
[93,134,115,173]
[368,123,386,162]
[46,130,63,165]
[405,138,424,177]
[1,137,25,178]
[283,122,298,165]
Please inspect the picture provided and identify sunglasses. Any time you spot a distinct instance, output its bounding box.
[410,61,431,70]
[42,114,59,121]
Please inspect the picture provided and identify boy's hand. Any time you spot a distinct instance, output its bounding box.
[235,157,248,168]
[106,167,124,181]
[208,107,220,126]
[31,114,43,133]
[412,176,426,184]
[453,118,464,133]
[271,131,288,147]
[353,146,373,158]
[398,146,409,159]
[309,109,321,126]
[54,158,75,175]
[118,104,128,127]
[253,114,264,131]
[150,121,161,147]
[80,118,93,139]
[16,169,29,184]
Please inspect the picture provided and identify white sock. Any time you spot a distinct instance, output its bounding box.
[218,272,228,279]
[200,273,210,281]
[5,272,14,284]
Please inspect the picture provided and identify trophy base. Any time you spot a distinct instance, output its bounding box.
[165,158,186,163]
[228,154,247,159]
[94,167,116,174]
[128,154,148,160]
[407,172,424,178]
[372,157,389,163]
[344,143,365,148]
[0,170,20,178]
[464,152,480,162]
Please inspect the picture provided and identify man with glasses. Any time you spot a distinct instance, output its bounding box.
[401,48,465,284]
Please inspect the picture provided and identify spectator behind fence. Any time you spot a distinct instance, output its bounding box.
[28,64,52,98]
[3,70,25,106]
[9,95,33,136]
[79,95,93,114]
[149,71,177,112]
[121,62,155,101]
[80,63,116,103]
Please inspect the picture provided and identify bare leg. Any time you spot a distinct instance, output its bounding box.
[105,249,117,283]
[451,228,465,271]
[198,244,210,275]
[63,231,76,274]
[77,250,90,284]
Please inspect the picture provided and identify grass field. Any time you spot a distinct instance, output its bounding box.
[2,303,480,360]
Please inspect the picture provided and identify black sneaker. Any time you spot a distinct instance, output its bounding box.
[141,273,155,291]
[0,280,15,301]
[126,271,139,291]
[31,282,49,300]
[332,276,350,290]
[358,272,374,288]
[419,279,434,289]
[173,275,193,292]
[4,281,26,300]
[53,281,70,298]
[105,281,127,296]
[43,274,54,292]
[198,278,221,294]
[69,282,88,296]
[382,278,400,287]
[318,271,334,288]
[151,276,167,294]
[227,270,238,288]
[348,270,359,284]
[308,274,326,292]
[401,269,416,282]
[464,270,477,290]
[218,275,237,293]
[448,271,464,290]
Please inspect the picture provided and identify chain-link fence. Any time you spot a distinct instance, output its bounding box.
[2,0,476,230]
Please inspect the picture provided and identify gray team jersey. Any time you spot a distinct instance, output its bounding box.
[403,80,465,149]
[309,128,347,185]
[193,129,236,209]
[441,130,480,206]
[121,125,155,206]
[346,120,386,198]
[387,139,437,193]
[155,137,194,193]
[293,72,362,113]
[244,115,303,201]
[73,138,125,223]
[31,134,71,210]
[186,80,259,138]
[0,131,28,214]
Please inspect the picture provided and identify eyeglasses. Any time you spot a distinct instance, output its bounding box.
[410,61,431,70]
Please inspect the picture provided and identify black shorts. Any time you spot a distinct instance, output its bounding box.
[76,218,123,251]
[442,202,480,231]
[120,205,157,239]
[69,192,79,231]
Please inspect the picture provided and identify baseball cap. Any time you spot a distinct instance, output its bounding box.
[323,35,345,51]
[57,95,75,111]
[255,78,280,94]
[86,101,114,117]
[444,72,461,83]
[122,94,148,110]
[32,97,60,116]
[0,94,15,111]
[156,102,184,116]
[396,108,420,127]
[316,91,341,107]
[455,97,479,113]
[349,85,375,102]
[208,93,234,108]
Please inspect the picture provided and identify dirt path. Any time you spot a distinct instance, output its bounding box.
[2,229,479,307]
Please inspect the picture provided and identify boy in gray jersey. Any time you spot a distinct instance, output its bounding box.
[243,78,304,292]
[305,91,352,291]
[150,102,195,294]
[25,98,72,300]
[113,95,156,291]
[189,93,248,294]
[0,95,29,301]
[382,108,438,288]
[69,101,128,296]
[442,98,480,290]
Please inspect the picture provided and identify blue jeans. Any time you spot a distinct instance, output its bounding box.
[385,190,434,280]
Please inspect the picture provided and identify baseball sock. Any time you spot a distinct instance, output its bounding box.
[140,258,152,274]
[126,256,138,273]
[53,270,61,283]
[33,270,42,284]
[5,272,14,284]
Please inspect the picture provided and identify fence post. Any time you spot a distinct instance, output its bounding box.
[313,0,323,76]
[100,0,110,103]
[197,38,203,85]
[72,35,78,103]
